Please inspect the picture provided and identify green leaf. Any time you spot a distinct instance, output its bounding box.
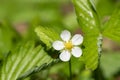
[35,26,60,49]
[17,59,60,80]
[103,6,120,43]
[73,0,101,70]
[0,41,53,80]
[95,0,116,19]
[72,0,100,34]
[83,35,102,70]
[101,52,120,78]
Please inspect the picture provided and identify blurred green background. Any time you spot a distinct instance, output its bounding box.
[0,0,120,80]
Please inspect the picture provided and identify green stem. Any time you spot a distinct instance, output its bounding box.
[69,59,72,80]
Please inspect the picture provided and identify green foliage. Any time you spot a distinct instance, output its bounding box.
[35,26,60,49]
[0,21,20,59]
[95,0,116,19]
[0,0,120,80]
[17,59,59,80]
[63,12,80,31]
[0,0,68,23]
[72,0,100,34]
[101,52,120,78]
[82,35,101,70]
[73,0,101,70]
[0,41,53,80]
[79,70,93,80]
[103,5,120,43]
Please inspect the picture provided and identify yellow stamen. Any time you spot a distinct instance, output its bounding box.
[64,41,73,50]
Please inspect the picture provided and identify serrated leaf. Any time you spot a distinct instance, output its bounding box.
[0,41,53,80]
[35,26,60,49]
[103,6,120,43]
[73,0,101,70]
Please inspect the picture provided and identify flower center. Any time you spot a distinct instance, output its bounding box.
[64,41,73,50]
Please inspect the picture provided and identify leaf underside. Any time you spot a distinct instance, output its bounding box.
[0,41,53,80]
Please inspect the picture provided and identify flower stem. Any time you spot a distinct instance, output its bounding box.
[69,59,72,80]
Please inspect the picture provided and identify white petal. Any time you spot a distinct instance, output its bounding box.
[59,50,71,62]
[52,41,64,50]
[71,34,83,45]
[60,30,71,41]
[72,47,82,57]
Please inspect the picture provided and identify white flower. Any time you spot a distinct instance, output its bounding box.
[52,30,83,62]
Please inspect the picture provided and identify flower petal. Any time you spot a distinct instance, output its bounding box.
[60,30,71,42]
[72,47,82,57]
[71,34,83,45]
[52,41,64,50]
[59,50,71,62]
